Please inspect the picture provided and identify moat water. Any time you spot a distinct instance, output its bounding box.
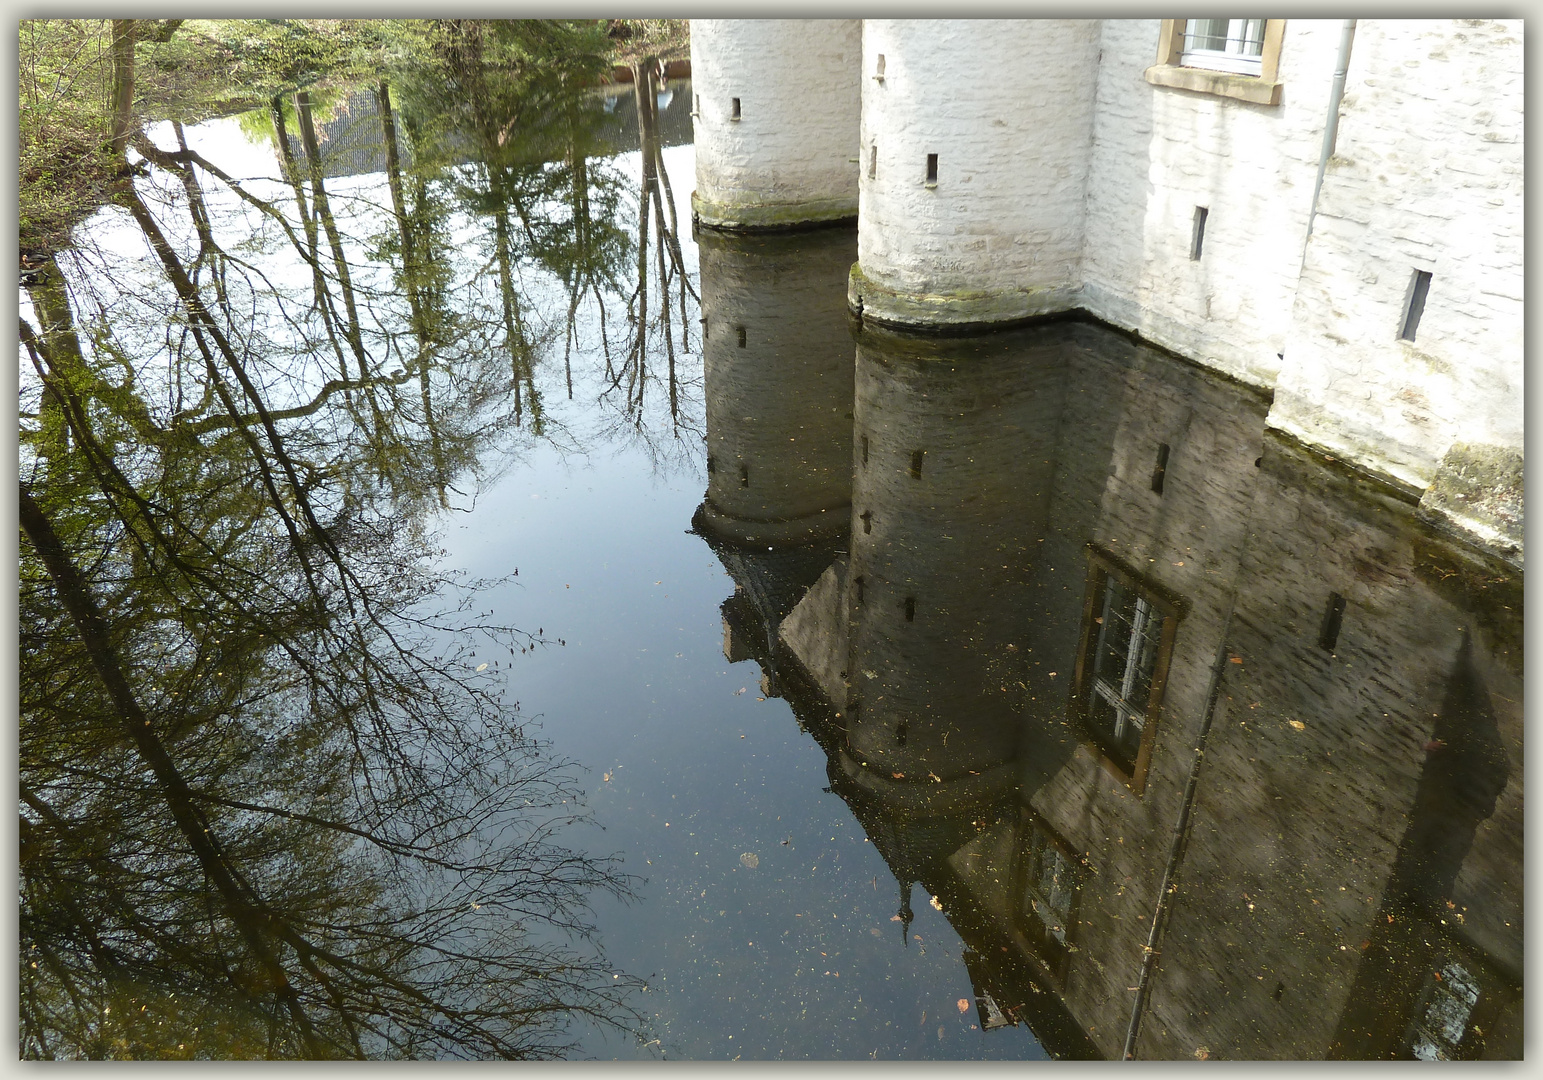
[19,65,1522,1060]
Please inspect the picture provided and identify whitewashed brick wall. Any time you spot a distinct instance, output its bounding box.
[690,20,861,226]
[1082,19,1347,389]
[853,20,1099,326]
[1271,19,1524,497]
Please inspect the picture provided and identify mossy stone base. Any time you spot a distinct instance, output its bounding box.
[848,263,1078,332]
[691,190,857,233]
[1419,442,1524,566]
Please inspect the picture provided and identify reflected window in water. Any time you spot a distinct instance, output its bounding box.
[1011,810,1083,985]
[1072,548,1181,791]
[1406,961,1479,1060]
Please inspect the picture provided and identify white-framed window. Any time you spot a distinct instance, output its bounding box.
[1181,19,1268,76]
[1145,19,1285,106]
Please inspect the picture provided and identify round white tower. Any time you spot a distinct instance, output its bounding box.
[690,19,862,230]
[850,20,1100,329]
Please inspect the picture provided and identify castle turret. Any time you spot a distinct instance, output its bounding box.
[849,20,1100,329]
[689,20,861,231]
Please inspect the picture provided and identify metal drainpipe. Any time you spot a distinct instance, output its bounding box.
[1120,610,1234,1060]
[1306,20,1358,241]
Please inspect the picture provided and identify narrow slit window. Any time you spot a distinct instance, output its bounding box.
[861,510,873,535]
[1151,443,1170,494]
[855,575,865,605]
[706,454,716,475]
[739,463,750,488]
[869,144,877,180]
[926,153,938,185]
[876,54,886,78]
[694,93,700,115]
[736,325,747,348]
[904,597,916,622]
[910,449,924,478]
[1318,592,1346,652]
[1190,206,1209,260]
[1401,270,1432,342]
[730,97,741,121]
[861,435,869,466]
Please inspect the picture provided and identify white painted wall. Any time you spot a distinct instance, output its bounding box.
[1271,19,1524,495]
[852,20,1099,327]
[690,19,861,227]
[1082,19,1346,389]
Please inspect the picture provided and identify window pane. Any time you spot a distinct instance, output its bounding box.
[1023,824,1079,944]
[1188,19,1229,52]
[1085,575,1166,768]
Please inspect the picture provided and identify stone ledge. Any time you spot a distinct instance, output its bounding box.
[1144,63,1283,106]
[691,191,857,233]
[848,263,1078,332]
[1418,441,1524,568]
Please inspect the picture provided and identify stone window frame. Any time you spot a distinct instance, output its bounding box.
[1068,545,1185,796]
[1144,18,1286,106]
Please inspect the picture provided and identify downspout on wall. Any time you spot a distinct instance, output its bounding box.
[1304,20,1358,243]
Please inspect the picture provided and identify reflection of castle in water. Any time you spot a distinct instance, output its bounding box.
[694,226,1523,1060]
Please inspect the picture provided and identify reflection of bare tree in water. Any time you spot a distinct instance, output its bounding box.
[594,58,702,474]
[19,79,642,1059]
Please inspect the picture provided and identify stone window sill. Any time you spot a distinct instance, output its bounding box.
[1144,63,1282,105]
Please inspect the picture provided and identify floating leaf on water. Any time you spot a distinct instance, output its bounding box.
[1288,720,1306,731]
[476,663,488,672]
[929,896,943,911]
[740,852,758,869]
[957,998,970,1014]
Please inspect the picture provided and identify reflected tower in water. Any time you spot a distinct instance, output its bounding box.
[821,329,1073,805]
[696,228,856,549]
[692,227,857,699]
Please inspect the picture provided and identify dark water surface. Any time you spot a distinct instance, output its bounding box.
[19,63,1521,1060]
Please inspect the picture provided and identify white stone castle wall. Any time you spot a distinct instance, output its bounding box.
[1270,19,1524,494]
[690,19,861,225]
[852,20,1099,325]
[1081,19,1347,389]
